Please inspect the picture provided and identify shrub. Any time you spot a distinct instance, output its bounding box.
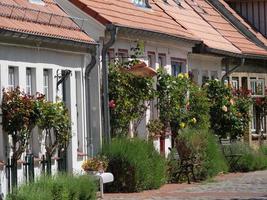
[7,174,97,200]
[101,138,166,192]
[167,129,228,182]
[227,142,267,172]
[204,80,251,140]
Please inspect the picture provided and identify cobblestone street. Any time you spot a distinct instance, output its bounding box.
[103,170,267,200]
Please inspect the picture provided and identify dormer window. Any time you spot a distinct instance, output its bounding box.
[132,0,151,8]
[29,0,45,6]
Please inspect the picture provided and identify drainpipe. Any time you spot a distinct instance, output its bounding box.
[85,47,97,157]
[102,24,117,144]
[221,58,245,83]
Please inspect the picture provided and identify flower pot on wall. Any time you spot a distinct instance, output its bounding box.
[120,62,157,78]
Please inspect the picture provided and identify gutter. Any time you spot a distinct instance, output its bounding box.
[102,24,118,145]
[221,57,245,83]
[207,0,267,50]
[85,46,97,157]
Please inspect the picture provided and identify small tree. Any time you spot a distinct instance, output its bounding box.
[1,87,39,187]
[37,100,71,174]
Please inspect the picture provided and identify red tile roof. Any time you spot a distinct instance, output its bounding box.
[184,0,267,57]
[0,0,94,44]
[69,0,199,42]
[153,0,241,54]
[219,0,267,47]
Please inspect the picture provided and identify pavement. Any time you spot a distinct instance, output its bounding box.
[102,170,267,200]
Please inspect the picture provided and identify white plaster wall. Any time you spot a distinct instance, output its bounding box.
[188,53,223,85]
[0,43,96,197]
[165,135,172,158]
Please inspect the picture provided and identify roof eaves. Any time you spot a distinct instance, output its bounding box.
[0,29,97,48]
[116,25,201,44]
[207,0,267,50]
[206,46,267,60]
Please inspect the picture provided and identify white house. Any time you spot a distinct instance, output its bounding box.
[0,0,99,197]
[56,0,267,150]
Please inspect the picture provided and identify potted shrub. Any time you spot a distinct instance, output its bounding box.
[82,156,108,174]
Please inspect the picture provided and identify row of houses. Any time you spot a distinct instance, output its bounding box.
[0,0,267,197]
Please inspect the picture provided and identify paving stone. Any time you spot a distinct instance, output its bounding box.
[103,170,267,200]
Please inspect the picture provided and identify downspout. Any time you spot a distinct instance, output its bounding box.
[102,24,117,144]
[221,58,245,83]
[85,46,97,157]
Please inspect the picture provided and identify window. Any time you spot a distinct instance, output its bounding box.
[211,71,218,80]
[8,67,18,90]
[26,68,33,95]
[191,69,198,84]
[148,52,157,119]
[241,77,248,90]
[117,49,128,64]
[132,0,151,8]
[148,52,156,69]
[43,69,51,101]
[171,58,185,76]
[250,78,265,96]
[231,77,239,90]
[158,54,166,68]
[107,49,115,65]
[202,70,209,84]
[251,105,266,133]
[29,0,45,5]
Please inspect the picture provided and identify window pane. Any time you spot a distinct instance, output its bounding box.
[43,69,49,100]
[231,77,239,90]
[8,67,15,90]
[26,68,32,95]
[171,61,182,76]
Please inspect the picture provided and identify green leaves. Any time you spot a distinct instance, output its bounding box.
[1,87,71,159]
[157,69,210,135]
[109,64,156,136]
[205,80,251,140]
[36,100,71,155]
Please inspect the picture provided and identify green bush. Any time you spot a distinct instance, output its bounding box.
[102,138,166,192]
[167,129,228,182]
[260,145,267,156]
[7,174,97,200]
[227,142,267,172]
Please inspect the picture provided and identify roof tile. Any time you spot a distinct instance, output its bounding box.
[153,0,241,53]
[185,0,267,56]
[70,0,199,41]
[0,0,94,44]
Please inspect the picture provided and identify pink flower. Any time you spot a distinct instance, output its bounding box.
[109,100,116,109]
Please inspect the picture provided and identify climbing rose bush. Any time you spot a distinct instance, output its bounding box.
[204,80,251,140]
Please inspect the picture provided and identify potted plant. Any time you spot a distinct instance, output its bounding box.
[147,119,164,138]
[82,156,108,174]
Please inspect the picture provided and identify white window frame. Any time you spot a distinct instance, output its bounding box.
[158,53,166,68]
[8,66,18,91]
[171,58,185,77]
[231,77,239,90]
[250,78,265,97]
[251,105,266,133]
[26,68,33,95]
[43,69,51,101]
